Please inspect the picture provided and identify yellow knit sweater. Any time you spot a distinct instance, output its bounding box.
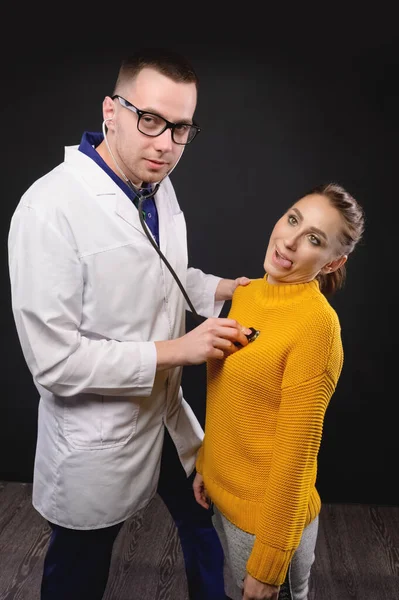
[196,275,343,585]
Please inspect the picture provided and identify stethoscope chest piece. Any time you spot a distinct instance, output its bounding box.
[235,327,260,348]
[246,327,260,343]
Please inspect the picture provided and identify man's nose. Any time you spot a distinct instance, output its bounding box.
[153,127,173,152]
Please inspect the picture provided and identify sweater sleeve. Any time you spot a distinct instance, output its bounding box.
[246,315,343,585]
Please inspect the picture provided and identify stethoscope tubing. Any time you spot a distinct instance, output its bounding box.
[133,186,203,324]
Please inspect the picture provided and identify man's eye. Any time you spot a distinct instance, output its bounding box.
[175,124,189,132]
[142,115,157,124]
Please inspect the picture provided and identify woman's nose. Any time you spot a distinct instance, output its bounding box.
[284,235,298,250]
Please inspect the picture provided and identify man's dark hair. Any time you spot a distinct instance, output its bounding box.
[113,47,199,95]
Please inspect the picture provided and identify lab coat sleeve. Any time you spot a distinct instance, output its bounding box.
[186,267,223,317]
[8,206,157,398]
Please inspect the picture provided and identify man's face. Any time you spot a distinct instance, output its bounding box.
[107,67,197,186]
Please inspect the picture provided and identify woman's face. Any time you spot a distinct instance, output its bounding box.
[263,193,347,285]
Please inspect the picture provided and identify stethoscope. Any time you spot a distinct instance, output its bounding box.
[102,119,260,344]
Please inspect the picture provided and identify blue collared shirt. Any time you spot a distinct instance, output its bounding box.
[78,131,160,245]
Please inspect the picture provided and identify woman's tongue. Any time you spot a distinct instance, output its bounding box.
[275,249,292,269]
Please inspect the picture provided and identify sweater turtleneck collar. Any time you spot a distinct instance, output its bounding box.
[255,274,321,306]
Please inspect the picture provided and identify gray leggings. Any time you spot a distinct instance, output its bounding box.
[212,507,318,600]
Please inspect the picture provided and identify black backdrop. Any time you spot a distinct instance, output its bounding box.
[1,32,397,506]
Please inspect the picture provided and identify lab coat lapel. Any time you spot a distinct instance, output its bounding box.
[65,145,148,239]
[155,186,169,256]
[115,190,148,238]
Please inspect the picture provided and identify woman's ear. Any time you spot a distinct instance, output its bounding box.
[322,255,348,274]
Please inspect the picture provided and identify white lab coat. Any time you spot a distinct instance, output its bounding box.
[8,145,223,529]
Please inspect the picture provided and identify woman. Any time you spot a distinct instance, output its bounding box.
[193,183,365,600]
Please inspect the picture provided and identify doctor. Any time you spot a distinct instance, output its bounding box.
[8,48,251,600]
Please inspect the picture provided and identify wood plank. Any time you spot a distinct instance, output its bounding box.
[309,503,399,600]
[103,495,188,600]
[0,483,49,600]
[0,483,398,600]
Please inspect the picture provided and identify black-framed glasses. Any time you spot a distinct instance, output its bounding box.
[111,95,201,145]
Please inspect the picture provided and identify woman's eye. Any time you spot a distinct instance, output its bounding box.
[288,215,297,225]
[308,235,320,246]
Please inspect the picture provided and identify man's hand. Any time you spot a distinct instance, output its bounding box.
[215,276,251,301]
[243,573,280,599]
[155,317,252,370]
[193,472,211,509]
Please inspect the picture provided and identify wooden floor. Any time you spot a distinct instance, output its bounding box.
[0,481,398,600]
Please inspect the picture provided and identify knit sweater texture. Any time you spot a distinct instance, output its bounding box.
[196,275,343,585]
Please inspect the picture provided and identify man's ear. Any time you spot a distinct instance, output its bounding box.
[321,255,348,274]
[102,96,115,125]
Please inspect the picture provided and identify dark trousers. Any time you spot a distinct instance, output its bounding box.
[158,469,226,600]
[41,520,124,600]
[40,437,226,599]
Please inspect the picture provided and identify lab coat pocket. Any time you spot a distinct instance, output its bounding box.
[63,394,140,449]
